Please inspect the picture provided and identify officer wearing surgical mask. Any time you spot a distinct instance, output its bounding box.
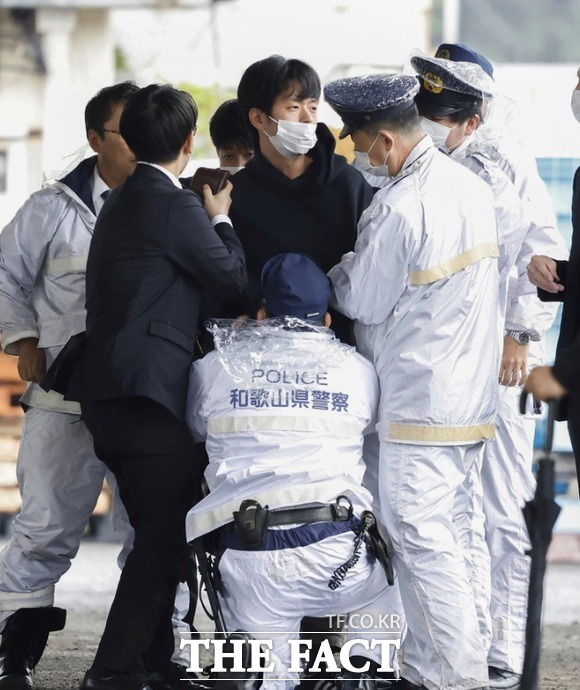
[412,45,568,690]
[227,54,375,347]
[325,72,501,690]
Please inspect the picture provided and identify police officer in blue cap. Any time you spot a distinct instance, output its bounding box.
[413,46,568,690]
[325,72,501,690]
[186,252,399,690]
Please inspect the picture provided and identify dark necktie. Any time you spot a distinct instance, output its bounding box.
[101,190,110,201]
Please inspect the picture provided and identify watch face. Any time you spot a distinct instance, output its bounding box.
[519,332,530,345]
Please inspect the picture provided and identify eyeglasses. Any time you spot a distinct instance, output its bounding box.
[100,128,122,136]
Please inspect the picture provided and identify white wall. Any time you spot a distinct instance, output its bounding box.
[0,7,115,229]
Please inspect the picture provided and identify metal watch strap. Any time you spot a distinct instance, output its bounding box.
[506,329,530,345]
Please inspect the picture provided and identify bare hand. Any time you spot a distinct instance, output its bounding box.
[499,335,528,386]
[17,338,46,383]
[527,255,564,293]
[203,180,232,220]
[524,366,567,402]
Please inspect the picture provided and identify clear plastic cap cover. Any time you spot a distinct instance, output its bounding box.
[410,49,496,99]
[206,317,353,384]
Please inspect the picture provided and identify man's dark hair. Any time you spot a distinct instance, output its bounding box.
[237,55,321,139]
[209,99,253,150]
[363,103,422,137]
[84,81,139,136]
[119,84,198,164]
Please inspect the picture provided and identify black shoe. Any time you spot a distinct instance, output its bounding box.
[142,662,206,689]
[79,668,143,690]
[342,657,397,690]
[0,606,66,690]
[298,669,341,690]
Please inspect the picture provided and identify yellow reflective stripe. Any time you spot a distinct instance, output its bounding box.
[409,242,499,286]
[44,256,87,275]
[208,415,363,436]
[388,423,496,443]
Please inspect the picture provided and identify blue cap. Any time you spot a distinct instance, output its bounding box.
[261,253,332,321]
[324,73,420,139]
[435,43,494,78]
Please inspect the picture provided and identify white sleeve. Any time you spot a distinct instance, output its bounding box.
[0,193,58,354]
[464,155,567,338]
[505,186,568,338]
[363,361,380,435]
[186,359,211,442]
[329,200,415,326]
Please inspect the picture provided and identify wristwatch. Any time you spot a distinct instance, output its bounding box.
[506,329,530,345]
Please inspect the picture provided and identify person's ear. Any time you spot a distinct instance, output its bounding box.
[465,114,480,136]
[183,130,194,156]
[87,129,101,154]
[249,108,268,132]
[324,312,332,328]
[378,130,396,152]
[257,306,267,321]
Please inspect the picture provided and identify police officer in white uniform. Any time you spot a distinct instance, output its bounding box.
[0,83,144,689]
[187,253,399,690]
[411,45,568,690]
[324,73,501,690]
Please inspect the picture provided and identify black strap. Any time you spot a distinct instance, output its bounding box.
[268,501,352,526]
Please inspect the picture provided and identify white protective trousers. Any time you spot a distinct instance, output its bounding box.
[217,531,399,690]
[482,385,535,673]
[378,441,489,690]
[0,408,131,622]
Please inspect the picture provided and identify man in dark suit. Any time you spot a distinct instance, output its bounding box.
[66,84,246,690]
[525,72,580,493]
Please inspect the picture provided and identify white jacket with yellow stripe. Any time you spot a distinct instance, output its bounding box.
[329,136,502,445]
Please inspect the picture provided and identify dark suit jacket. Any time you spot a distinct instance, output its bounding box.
[63,163,246,421]
[538,165,580,408]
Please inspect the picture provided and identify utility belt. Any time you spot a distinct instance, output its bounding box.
[228,496,354,551]
[223,496,395,588]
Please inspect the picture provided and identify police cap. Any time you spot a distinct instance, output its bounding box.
[435,43,494,78]
[261,253,332,321]
[411,52,494,118]
[324,73,420,139]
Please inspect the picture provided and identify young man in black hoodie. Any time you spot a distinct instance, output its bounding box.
[226,55,375,686]
[229,54,375,344]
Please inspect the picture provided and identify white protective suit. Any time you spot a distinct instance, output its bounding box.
[0,157,130,617]
[186,321,400,690]
[329,135,501,690]
[459,133,568,675]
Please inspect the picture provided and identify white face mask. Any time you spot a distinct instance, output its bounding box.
[448,134,473,161]
[572,90,580,124]
[420,117,458,150]
[353,134,392,177]
[219,166,245,175]
[266,117,318,159]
